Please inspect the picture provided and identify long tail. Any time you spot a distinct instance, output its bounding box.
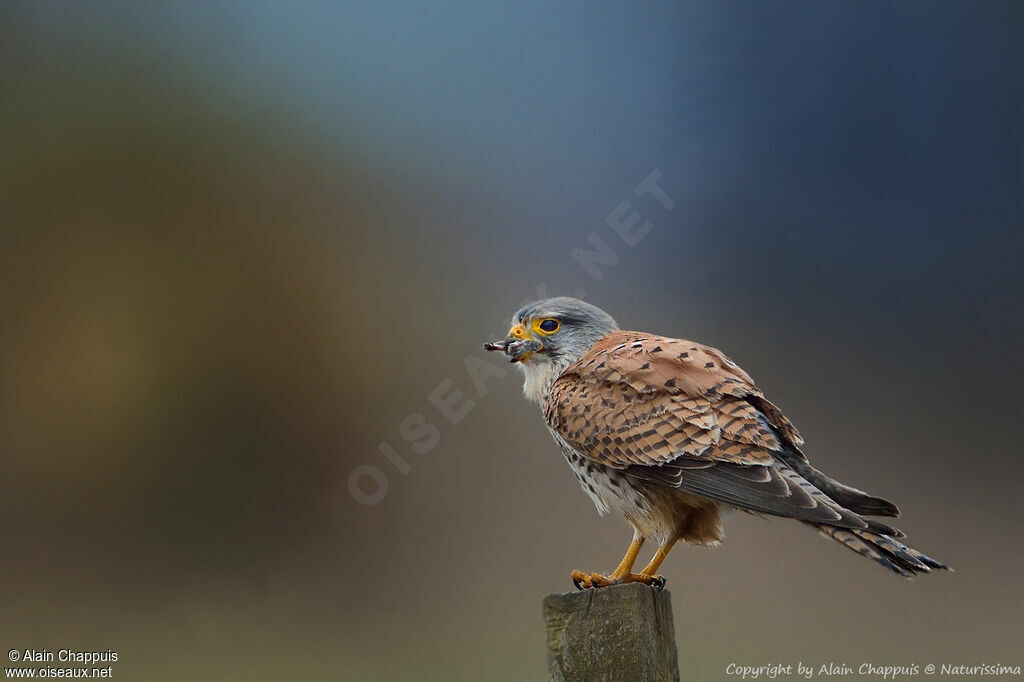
[812,524,950,577]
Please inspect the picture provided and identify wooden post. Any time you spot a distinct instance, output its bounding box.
[542,582,680,682]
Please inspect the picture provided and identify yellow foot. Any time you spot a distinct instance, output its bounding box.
[571,570,666,590]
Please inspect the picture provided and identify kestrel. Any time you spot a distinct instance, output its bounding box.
[485,297,948,588]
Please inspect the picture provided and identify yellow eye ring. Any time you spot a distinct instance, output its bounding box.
[533,318,560,335]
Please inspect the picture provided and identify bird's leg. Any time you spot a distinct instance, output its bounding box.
[572,531,644,589]
[610,531,645,580]
[632,538,677,587]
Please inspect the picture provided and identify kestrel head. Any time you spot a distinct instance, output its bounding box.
[484,297,619,368]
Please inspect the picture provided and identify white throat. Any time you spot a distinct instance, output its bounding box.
[517,356,574,407]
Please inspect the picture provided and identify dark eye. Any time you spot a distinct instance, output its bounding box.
[538,319,560,333]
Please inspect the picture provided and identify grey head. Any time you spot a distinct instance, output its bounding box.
[483,297,619,403]
[484,297,619,365]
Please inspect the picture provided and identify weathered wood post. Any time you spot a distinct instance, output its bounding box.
[542,582,680,681]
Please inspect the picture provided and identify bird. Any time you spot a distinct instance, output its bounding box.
[484,297,948,588]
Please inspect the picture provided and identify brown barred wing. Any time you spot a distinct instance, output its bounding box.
[545,332,875,529]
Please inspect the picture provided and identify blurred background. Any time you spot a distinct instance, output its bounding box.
[1,2,1022,680]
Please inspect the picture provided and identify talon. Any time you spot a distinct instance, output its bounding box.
[623,572,666,588]
[572,570,627,588]
[587,573,619,588]
[571,568,667,590]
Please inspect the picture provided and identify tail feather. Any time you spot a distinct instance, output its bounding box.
[812,524,949,577]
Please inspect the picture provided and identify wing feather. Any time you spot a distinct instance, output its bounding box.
[545,331,889,528]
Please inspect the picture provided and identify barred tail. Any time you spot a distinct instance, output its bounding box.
[812,524,950,577]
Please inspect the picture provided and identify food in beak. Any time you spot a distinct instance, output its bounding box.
[483,338,543,362]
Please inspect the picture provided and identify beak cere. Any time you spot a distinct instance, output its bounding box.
[483,325,544,363]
